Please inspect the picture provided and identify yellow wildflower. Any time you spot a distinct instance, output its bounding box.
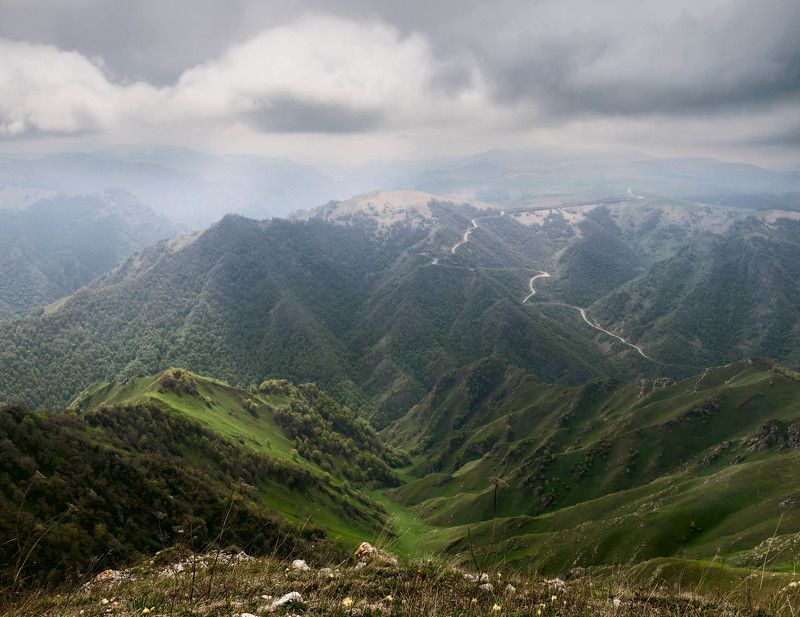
[342,597,354,608]
[492,603,502,612]
[100,598,109,606]
[384,595,394,602]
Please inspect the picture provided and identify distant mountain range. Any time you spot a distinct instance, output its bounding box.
[0,189,180,319]
[1,147,797,230]
[0,148,341,228]
[1,190,799,419]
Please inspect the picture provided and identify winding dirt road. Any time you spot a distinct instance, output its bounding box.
[450,218,478,253]
[522,272,551,303]
[523,270,653,361]
[429,210,654,361]
[431,210,506,264]
[627,187,644,200]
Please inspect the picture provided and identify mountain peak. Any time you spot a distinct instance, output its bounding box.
[308,190,486,230]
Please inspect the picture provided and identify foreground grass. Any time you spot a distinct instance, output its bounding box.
[4,551,800,616]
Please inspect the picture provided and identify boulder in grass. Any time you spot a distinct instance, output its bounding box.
[291,559,310,571]
[268,592,303,612]
[84,569,131,588]
[353,541,398,567]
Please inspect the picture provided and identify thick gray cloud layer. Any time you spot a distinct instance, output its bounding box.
[0,0,798,163]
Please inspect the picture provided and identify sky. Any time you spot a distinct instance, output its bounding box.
[0,0,798,166]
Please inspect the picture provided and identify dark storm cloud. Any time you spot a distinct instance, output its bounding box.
[0,0,798,162]
[247,97,383,133]
[0,0,251,83]
[479,0,800,117]
[3,0,798,118]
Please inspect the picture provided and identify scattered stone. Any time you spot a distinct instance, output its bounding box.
[239,613,258,617]
[464,572,490,583]
[268,592,303,612]
[318,567,335,578]
[221,551,253,564]
[291,559,310,571]
[354,561,367,570]
[613,598,623,608]
[355,542,378,561]
[545,577,566,589]
[84,569,131,588]
[479,582,494,592]
[567,567,586,580]
[504,584,516,595]
[354,541,398,567]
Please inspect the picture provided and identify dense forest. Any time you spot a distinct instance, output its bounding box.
[0,204,653,423]
[0,366,416,584]
[0,402,328,584]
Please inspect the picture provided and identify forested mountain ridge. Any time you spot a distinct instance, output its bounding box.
[591,216,800,367]
[0,189,180,318]
[0,194,652,416]
[1,190,799,422]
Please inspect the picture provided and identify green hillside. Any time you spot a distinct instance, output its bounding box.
[0,369,407,583]
[5,360,800,592]
[385,357,800,573]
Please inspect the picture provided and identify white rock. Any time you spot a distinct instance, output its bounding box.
[504,584,516,595]
[354,541,398,566]
[291,559,310,571]
[239,613,258,617]
[479,583,494,592]
[355,541,378,560]
[545,577,566,588]
[318,567,335,578]
[269,592,303,612]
